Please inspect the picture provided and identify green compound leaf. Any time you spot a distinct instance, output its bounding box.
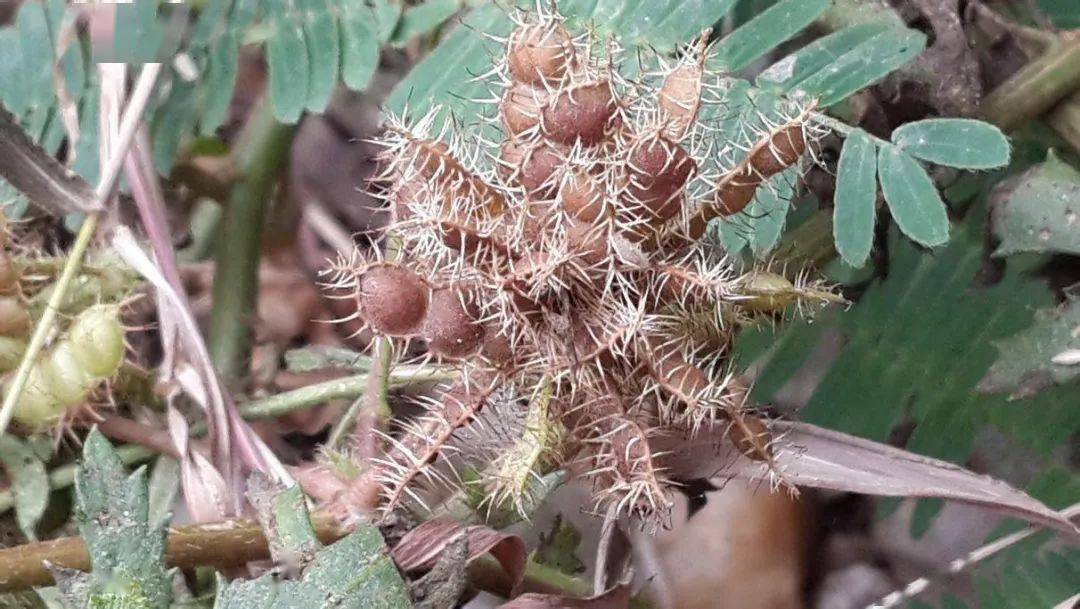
[265,0,311,124]
[711,0,830,72]
[390,0,460,48]
[978,295,1080,397]
[0,436,48,541]
[302,0,340,113]
[757,22,892,91]
[74,430,171,609]
[992,151,1080,257]
[892,119,1010,170]
[833,128,878,266]
[878,144,949,247]
[340,1,380,91]
[795,26,925,107]
[749,167,797,257]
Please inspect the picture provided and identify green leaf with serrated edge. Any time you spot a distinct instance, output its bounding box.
[749,167,797,257]
[0,436,48,541]
[992,152,1080,257]
[340,1,380,91]
[878,145,949,247]
[711,0,829,72]
[302,0,339,112]
[374,0,404,44]
[265,0,311,124]
[216,519,410,609]
[796,27,925,107]
[892,119,1010,170]
[977,295,1080,396]
[833,128,878,266]
[75,430,170,609]
[758,23,892,92]
[390,0,459,48]
[386,0,738,119]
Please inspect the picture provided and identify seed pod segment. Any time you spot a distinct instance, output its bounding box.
[357,265,430,337]
[67,305,125,378]
[659,31,709,140]
[507,21,574,85]
[542,80,618,146]
[422,288,484,359]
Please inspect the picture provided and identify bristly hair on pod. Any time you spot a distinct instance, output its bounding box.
[324,0,838,528]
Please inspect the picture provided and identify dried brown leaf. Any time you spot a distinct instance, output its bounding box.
[391,518,527,589]
[657,421,1080,540]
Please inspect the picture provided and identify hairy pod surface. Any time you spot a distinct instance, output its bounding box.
[507,22,574,85]
[358,265,430,336]
[423,288,484,359]
[542,81,618,146]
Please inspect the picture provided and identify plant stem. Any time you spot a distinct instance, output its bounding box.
[207,101,296,382]
[981,35,1080,132]
[1047,89,1080,155]
[0,64,162,435]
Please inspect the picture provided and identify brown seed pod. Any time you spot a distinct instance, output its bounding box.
[624,136,695,224]
[357,265,430,336]
[566,218,610,266]
[479,324,515,365]
[558,169,606,223]
[644,339,709,404]
[748,122,806,179]
[501,139,567,197]
[422,288,484,359]
[542,81,618,146]
[659,63,703,139]
[714,177,760,216]
[0,296,30,337]
[389,173,433,221]
[507,21,574,85]
[403,138,505,216]
[501,83,547,137]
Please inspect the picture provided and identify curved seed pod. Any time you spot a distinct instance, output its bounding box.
[736,271,796,314]
[714,177,760,216]
[423,288,484,359]
[43,341,96,406]
[401,138,506,216]
[566,218,610,266]
[589,416,673,526]
[542,81,618,146]
[558,169,606,223]
[67,305,125,378]
[507,21,574,85]
[9,364,63,430]
[748,122,807,179]
[658,32,708,140]
[358,265,430,336]
[501,83,547,137]
[623,135,695,225]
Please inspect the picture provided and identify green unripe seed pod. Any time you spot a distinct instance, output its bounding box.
[738,271,796,314]
[9,364,65,430]
[67,305,125,378]
[0,335,26,372]
[43,341,96,406]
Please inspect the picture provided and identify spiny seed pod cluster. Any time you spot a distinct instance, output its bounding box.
[6,305,125,432]
[325,4,833,527]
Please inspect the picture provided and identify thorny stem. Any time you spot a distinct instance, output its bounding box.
[0,367,455,514]
[207,100,296,382]
[0,64,163,436]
